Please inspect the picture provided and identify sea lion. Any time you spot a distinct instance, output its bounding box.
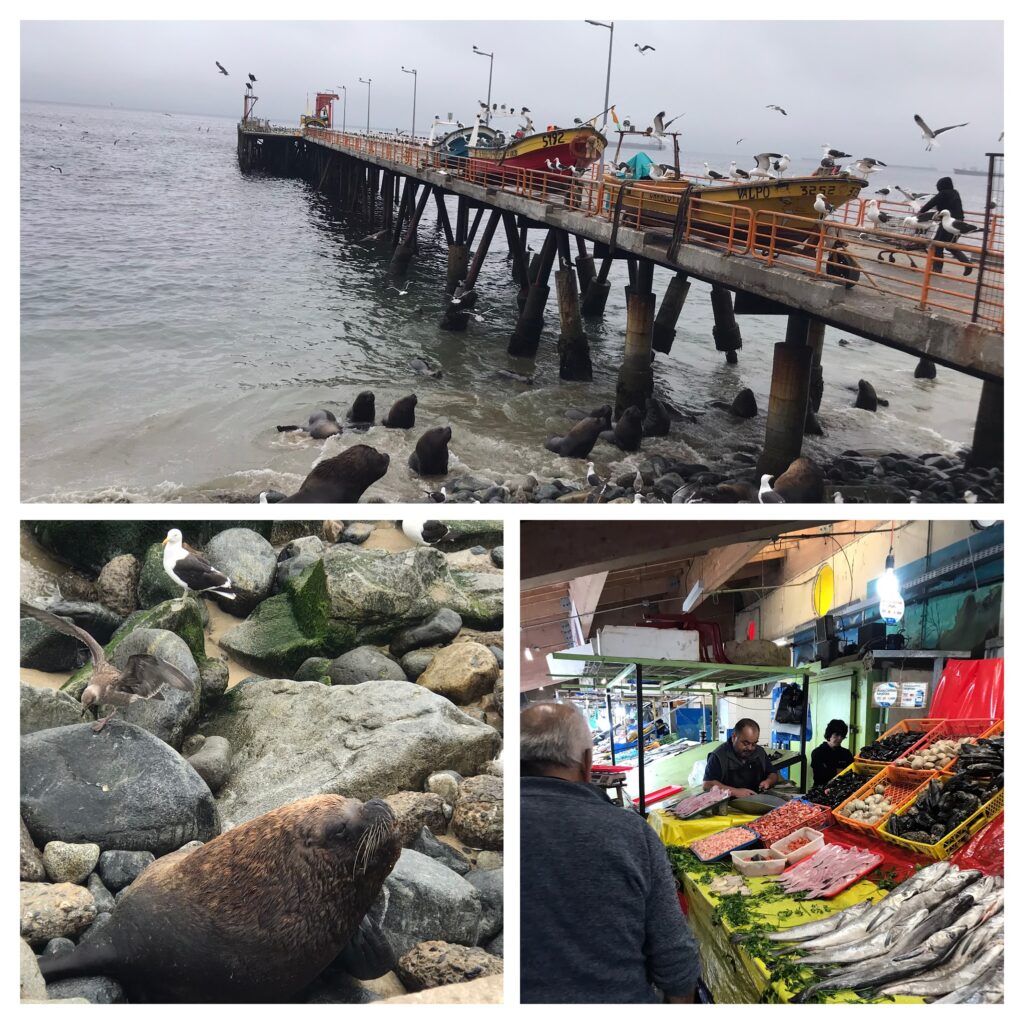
[564,405,612,430]
[382,394,417,429]
[852,379,889,411]
[772,456,826,502]
[914,357,937,380]
[544,416,603,459]
[642,398,672,437]
[410,357,442,379]
[38,795,401,1002]
[276,410,342,440]
[280,445,390,502]
[599,407,643,452]
[347,391,375,426]
[729,388,758,419]
[408,426,452,476]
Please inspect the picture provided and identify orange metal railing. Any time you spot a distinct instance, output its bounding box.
[296,127,1003,332]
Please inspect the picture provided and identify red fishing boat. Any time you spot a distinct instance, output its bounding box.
[466,124,607,173]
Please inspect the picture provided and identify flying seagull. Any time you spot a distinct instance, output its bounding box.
[48,165,62,174]
[652,110,683,136]
[758,474,785,504]
[400,518,451,546]
[634,43,655,54]
[215,61,228,76]
[20,602,194,732]
[161,529,236,602]
[914,113,968,151]
[248,73,257,83]
[752,152,782,177]
[766,104,787,115]
[846,157,887,177]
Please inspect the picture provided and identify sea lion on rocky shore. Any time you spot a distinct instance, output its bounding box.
[280,445,390,502]
[276,410,342,440]
[642,398,672,437]
[564,404,612,430]
[347,391,376,426]
[408,426,452,476]
[38,795,401,1002]
[772,456,826,502]
[544,416,604,459]
[382,394,417,429]
[599,407,643,452]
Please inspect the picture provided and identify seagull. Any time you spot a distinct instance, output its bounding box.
[766,104,787,116]
[424,486,447,503]
[728,161,750,180]
[752,152,782,177]
[161,529,236,603]
[704,162,727,180]
[904,210,940,233]
[821,145,851,160]
[586,462,602,488]
[652,111,683,136]
[400,518,451,546]
[938,209,980,238]
[48,165,62,173]
[215,61,228,76]
[248,73,257,83]
[964,490,978,504]
[846,157,887,177]
[813,193,834,218]
[758,474,785,503]
[521,107,531,114]
[20,602,195,733]
[573,117,583,125]
[772,154,790,176]
[735,137,744,146]
[874,186,896,196]
[633,493,644,503]
[633,469,644,493]
[865,200,893,228]
[833,492,845,504]
[914,113,968,151]
[634,43,656,54]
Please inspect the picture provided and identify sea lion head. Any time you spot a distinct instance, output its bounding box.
[296,796,401,886]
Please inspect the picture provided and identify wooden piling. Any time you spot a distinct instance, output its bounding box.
[652,272,691,355]
[615,259,656,416]
[508,230,558,358]
[582,256,613,317]
[502,212,529,289]
[391,181,431,272]
[555,258,593,381]
[807,318,826,412]
[710,284,743,364]
[757,312,814,477]
[967,379,1003,469]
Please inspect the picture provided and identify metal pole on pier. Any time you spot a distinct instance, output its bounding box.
[473,46,494,126]
[336,85,347,134]
[359,77,372,134]
[585,19,614,181]
[401,66,417,141]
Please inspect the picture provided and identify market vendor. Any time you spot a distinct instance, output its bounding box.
[702,718,778,797]
[810,718,854,789]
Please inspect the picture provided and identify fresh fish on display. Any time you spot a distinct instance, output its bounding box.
[777,844,882,900]
[753,901,873,944]
[876,943,1003,999]
[670,785,732,818]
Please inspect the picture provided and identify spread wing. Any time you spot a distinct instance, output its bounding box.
[913,114,932,135]
[117,654,195,698]
[20,602,105,668]
[933,121,968,136]
[172,551,231,592]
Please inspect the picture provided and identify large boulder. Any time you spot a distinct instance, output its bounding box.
[433,521,503,553]
[218,561,357,676]
[275,536,325,590]
[322,546,502,643]
[384,792,448,846]
[464,869,503,942]
[20,614,88,672]
[450,776,503,851]
[204,528,278,616]
[96,555,141,618]
[389,609,463,659]
[29,522,273,576]
[21,721,221,855]
[21,818,46,881]
[20,882,96,943]
[21,684,91,735]
[417,643,499,705]
[396,941,503,992]
[328,647,406,686]
[378,975,503,1004]
[21,939,47,999]
[373,849,483,957]
[200,679,500,828]
[138,543,185,608]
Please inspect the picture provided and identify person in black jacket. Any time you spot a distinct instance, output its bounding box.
[917,176,973,276]
[810,719,854,789]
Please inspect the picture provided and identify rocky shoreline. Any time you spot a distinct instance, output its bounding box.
[20,520,504,1004]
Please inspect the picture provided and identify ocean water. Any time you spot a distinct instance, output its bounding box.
[21,101,987,502]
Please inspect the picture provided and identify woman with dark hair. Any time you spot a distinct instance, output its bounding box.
[810,719,854,789]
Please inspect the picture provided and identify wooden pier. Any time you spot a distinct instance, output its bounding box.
[236,121,1004,472]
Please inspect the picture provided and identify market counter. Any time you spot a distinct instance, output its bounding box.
[649,810,924,1003]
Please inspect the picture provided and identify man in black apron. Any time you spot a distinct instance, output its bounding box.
[702,718,778,797]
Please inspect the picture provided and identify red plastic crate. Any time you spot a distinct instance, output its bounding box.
[633,785,683,806]
[855,718,942,766]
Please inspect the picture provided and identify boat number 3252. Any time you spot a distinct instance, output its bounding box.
[542,131,566,147]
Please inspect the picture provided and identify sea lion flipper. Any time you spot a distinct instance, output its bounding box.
[334,914,395,980]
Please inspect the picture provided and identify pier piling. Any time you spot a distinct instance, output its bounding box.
[555,261,593,381]
[582,256,613,318]
[508,230,558,358]
[575,238,596,296]
[757,312,814,477]
[391,182,431,273]
[652,272,691,355]
[967,379,1004,469]
[710,284,743,364]
[615,259,656,416]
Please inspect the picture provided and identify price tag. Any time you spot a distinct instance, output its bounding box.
[900,682,928,709]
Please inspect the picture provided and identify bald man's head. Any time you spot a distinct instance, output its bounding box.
[520,701,593,781]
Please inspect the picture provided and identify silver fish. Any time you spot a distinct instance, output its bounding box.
[932,957,1003,1003]
[877,943,1003,998]
[756,901,873,943]
[801,907,929,966]
[891,892,977,959]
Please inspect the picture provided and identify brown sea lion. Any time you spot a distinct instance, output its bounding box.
[598,407,643,452]
[382,394,417,429]
[347,391,376,426]
[408,426,452,476]
[38,795,401,1002]
[772,456,826,502]
[545,416,603,459]
[276,410,342,439]
[280,445,390,502]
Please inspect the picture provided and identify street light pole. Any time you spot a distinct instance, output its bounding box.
[336,85,347,134]
[585,20,614,178]
[401,66,417,140]
[472,46,494,126]
[359,77,372,135]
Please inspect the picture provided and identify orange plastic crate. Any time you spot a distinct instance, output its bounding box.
[833,765,939,834]
[901,718,999,771]
[980,720,1004,740]
[855,718,942,767]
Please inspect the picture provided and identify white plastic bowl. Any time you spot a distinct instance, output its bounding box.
[730,848,788,877]
[770,826,825,866]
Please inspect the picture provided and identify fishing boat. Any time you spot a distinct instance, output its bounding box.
[466,124,607,173]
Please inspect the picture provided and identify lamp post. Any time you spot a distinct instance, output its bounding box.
[359,77,372,135]
[401,66,417,140]
[335,85,347,134]
[472,45,494,126]
[585,19,614,179]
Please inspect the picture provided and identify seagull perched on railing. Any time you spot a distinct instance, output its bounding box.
[751,152,782,178]
[865,200,893,228]
[938,209,980,238]
[914,113,968,151]
[772,154,790,176]
[903,210,940,234]
[728,160,750,181]
[652,110,683,136]
[704,162,727,180]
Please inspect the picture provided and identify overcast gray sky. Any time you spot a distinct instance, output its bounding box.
[21,20,1003,163]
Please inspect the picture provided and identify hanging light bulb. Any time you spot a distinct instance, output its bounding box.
[878,548,904,624]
